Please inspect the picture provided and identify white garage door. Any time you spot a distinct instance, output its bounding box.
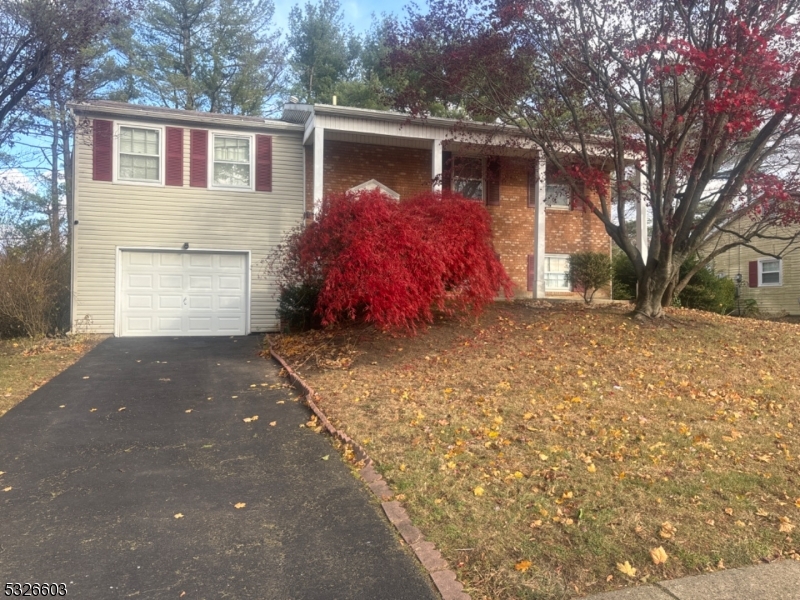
[119,250,248,336]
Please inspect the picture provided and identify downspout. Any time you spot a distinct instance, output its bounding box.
[67,106,78,334]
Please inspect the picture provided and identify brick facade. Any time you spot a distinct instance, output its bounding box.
[322,140,432,199]
[310,140,611,299]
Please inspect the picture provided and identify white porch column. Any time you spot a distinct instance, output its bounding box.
[634,169,649,264]
[533,155,547,299]
[431,138,443,191]
[313,127,325,215]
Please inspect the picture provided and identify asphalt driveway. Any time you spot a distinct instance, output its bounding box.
[0,337,437,600]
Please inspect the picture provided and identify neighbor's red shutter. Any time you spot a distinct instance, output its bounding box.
[165,127,184,186]
[92,119,113,181]
[190,129,208,188]
[487,156,501,206]
[749,260,759,287]
[442,151,453,192]
[255,135,273,192]
[527,254,535,292]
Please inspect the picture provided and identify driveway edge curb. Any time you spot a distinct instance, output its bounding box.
[267,340,471,600]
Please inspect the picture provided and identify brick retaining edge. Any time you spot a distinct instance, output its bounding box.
[267,339,471,600]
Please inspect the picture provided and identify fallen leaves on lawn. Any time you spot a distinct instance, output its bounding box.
[660,522,677,539]
[514,560,532,572]
[779,517,795,533]
[616,561,637,577]
[473,486,485,497]
[650,547,668,565]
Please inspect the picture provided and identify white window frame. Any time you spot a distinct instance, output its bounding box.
[112,121,165,187]
[544,254,571,291]
[758,257,782,287]
[545,182,571,210]
[209,131,255,192]
[452,155,485,202]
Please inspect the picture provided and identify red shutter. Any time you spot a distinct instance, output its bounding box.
[487,156,501,206]
[255,135,273,192]
[527,254,535,292]
[190,129,208,188]
[442,151,453,192]
[165,127,184,186]
[527,170,536,207]
[92,119,113,181]
[749,260,759,287]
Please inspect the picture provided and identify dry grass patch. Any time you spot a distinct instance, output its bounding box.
[272,303,800,600]
[0,335,106,417]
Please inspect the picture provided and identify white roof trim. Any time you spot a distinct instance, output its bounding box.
[348,179,401,200]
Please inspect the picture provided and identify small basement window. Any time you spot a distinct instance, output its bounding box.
[544,255,571,290]
[759,258,782,286]
[212,134,252,189]
[118,126,161,182]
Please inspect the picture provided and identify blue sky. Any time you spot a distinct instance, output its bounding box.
[273,0,413,34]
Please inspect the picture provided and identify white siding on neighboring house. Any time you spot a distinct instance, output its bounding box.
[710,224,800,315]
[72,115,304,334]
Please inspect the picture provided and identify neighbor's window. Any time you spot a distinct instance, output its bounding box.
[452,156,484,201]
[213,134,251,188]
[545,183,571,208]
[544,255,571,290]
[118,126,161,182]
[760,259,782,286]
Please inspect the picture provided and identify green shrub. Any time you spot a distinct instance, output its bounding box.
[276,283,320,333]
[678,257,736,314]
[612,251,637,301]
[568,252,612,304]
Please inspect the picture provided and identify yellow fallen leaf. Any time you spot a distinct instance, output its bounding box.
[488,431,499,438]
[89,408,97,412]
[269,421,276,427]
[185,409,192,413]
[321,455,329,460]
[735,520,746,527]
[539,453,548,461]
[174,513,184,519]
[234,503,246,509]
[795,498,800,509]
[118,407,126,412]
[59,405,65,408]
[650,546,668,565]
[530,520,543,528]
[660,522,676,539]
[725,507,734,516]
[514,471,523,479]
[473,486,485,497]
[3,486,12,492]
[779,517,795,533]
[514,559,532,572]
[399,464,406,472]
[276,400,285,404]
[523,412,534,420]
[587,464,597,473]
[617,561,637,577]
[243,415,259,423]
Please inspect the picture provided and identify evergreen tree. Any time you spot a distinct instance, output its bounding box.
[116,0,286,115]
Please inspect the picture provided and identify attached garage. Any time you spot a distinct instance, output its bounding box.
[69,101,305,336]
[117,249,249,337]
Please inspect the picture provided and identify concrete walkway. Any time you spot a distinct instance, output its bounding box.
[587,560,800,600]
[0,337,437,600]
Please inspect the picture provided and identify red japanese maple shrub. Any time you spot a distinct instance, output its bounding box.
[282,188,512,332]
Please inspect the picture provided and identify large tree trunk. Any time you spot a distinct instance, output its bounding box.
[633,261,679,318]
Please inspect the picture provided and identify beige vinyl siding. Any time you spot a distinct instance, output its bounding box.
[710,224,800,315]
[72,117,304,333]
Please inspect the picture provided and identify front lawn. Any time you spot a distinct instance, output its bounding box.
[0,336,106,417]
[273,303,800,599]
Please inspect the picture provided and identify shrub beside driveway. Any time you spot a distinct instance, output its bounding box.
[0,336,105,417]
[273,303,800,600]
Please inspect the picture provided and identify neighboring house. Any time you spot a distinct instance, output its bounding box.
[711,224,800,315]
[69,100,633,336]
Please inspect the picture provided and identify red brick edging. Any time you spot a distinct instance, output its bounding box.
[267,340,471,600]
